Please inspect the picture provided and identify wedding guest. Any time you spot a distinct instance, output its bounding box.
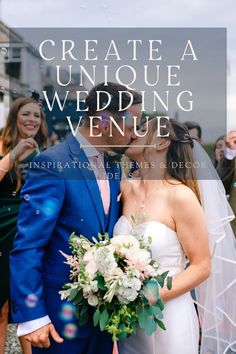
[184,121,202,144]
[0,96,48,354]
[217,130,236,236]
[48,131,60,146]
[213,135,225,168]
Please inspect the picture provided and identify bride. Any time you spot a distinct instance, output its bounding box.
[113,118,236,354]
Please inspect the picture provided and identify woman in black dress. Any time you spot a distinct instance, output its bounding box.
[0,96,48,354]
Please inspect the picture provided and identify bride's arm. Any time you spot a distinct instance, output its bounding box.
[160,186,211,302]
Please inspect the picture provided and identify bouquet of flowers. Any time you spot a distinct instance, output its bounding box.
[60,232,172,341]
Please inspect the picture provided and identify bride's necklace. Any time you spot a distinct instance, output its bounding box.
[132,199,147,226]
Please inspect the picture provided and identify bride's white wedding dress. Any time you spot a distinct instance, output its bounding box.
[113,215,199,354]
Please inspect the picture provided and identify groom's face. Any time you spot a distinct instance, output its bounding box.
[107,104,142,154]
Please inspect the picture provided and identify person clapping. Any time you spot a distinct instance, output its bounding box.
[0,96,48,354]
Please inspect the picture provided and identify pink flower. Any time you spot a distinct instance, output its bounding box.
[86,260,98,277]
[125,249,151,272]
[111,235,139,257]
[84,250,98,277]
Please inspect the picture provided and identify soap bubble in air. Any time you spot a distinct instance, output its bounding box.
[25,294,38,308]
[63,323,78,339]
[59,303,74,321]
[23,194,30,202]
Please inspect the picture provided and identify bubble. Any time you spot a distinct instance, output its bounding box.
[23,194,30,201]
[42,199,58,217]
[1,47,8,56]
[62,323,77,339]
[36,209,40,215]
[59,303,74,321]
[7,208,11,211]
[101,3,108,9]
[25,294,38,308]
[12,191,17,196]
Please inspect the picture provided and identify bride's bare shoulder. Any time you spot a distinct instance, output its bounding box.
[168,183,200,207]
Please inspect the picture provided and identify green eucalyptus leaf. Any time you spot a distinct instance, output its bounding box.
[167,276,172,290]
[93,308,101,327]
[69,288,79,302]
[131,215,136,225]
[73,291,84,305]
[156,275,164,288]
[78,305,89,326]
[69,232,76,242]
[131,322,137,334]
[138,305,149,329]
[156,318,166,331]
[161,271,169,278]
[144,306,154,317]
[119,324,128,340]
[100,309,109,331]
[156,299,165,311]
[150,304,163,319]
[95,275,107,291]
[74,308,80,321]
[142,280,159,304]
[118,331,127,340]
[145,318,157,336]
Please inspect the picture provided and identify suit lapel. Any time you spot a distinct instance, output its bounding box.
[67,134,106,232]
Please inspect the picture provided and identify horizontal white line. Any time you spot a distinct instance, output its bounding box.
[80,144,156,148]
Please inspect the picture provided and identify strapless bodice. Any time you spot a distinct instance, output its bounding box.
[113,215,186,276]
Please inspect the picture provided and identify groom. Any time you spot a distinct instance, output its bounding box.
[10,82,142,354]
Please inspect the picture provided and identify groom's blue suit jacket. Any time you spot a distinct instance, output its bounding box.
[10,133,121,338]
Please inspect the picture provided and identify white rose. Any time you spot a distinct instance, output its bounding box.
[143,264,158,278]
[87,294,99,307]
[90,280,98,292]
[111,235,140,254]
[126,248,151,270]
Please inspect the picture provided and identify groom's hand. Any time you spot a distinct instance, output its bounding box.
[23,323,64,348]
